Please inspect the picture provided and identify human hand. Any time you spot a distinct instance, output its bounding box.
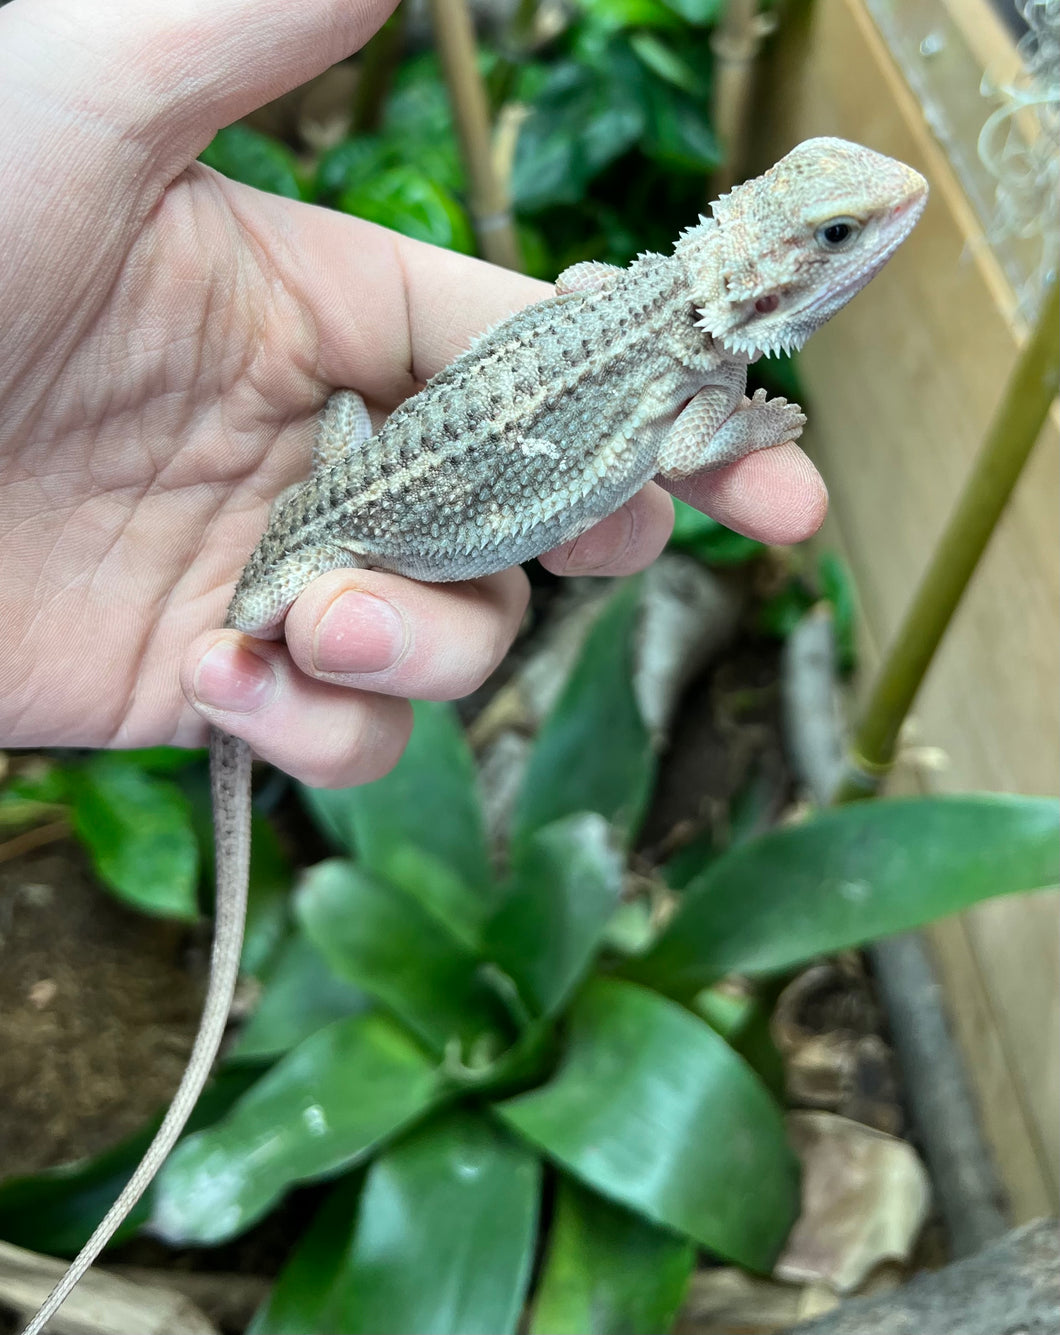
[0,0,826,785]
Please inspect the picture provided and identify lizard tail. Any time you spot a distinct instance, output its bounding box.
[20,729,251,1335]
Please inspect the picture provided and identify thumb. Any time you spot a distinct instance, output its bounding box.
[1,0,397,180]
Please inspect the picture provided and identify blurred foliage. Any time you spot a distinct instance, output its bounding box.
[198,3,722,277]
[3,583,1056,1334]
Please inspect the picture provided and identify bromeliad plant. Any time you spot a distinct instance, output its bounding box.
[1,578,1056,1334]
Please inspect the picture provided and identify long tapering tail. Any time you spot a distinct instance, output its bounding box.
[21,729,251,1335]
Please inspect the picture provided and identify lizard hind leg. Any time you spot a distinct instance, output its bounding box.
[314,389,375,470]
[266,391,376,523]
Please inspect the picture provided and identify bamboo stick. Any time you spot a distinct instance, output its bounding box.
[710,0,771,193]
[426,0,523,271]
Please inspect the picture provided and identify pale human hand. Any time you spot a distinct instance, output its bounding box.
[0,0,826,785]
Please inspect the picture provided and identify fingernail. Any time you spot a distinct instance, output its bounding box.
[314,591,407,674]
[194,639,277,713]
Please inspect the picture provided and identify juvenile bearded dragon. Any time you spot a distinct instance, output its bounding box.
[24,137,926,1334]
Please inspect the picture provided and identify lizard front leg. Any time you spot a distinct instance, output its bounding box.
[657,386,807,478]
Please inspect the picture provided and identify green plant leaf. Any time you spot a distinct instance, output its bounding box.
[696,987,786,1101]
[373,844,489,953]
[314,136,396,203]
[640,77,721,173]
[487,814,624,1019]
[325,1109,540,1335]
[512,579,653,847]
[511,61,645,213]
[575,0,682,31]
[661,0,723,22]
[230,931,372,1064]
[499,979,797,1269]
[199,123,306,199]
[249,1176,363,1335]
[70,754,199,919]
[301,701,493,897]
[0,1069,257,1255]
[152,1015,445,1244]
[667,498,764,566]
[113,747,204,774]
[628,795,1060,998]
[629,32,705,95]
[530,1176,694,1335]
[296,860,509,1056]
[339,168,475,254]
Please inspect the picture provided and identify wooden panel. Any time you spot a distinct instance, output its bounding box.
[750,0,1060,1220]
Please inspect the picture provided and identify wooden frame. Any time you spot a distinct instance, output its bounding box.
[750,0,1059,1219]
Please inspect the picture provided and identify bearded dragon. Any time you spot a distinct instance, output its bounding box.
[24,137,927,1334]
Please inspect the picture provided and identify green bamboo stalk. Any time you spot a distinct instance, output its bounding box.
[426,0,524,272]
[834,277,1060,803]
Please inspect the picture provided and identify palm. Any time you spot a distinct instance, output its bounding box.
[4,171,322,744]
[0,0,825,783]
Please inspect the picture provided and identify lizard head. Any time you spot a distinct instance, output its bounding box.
[675,138,928,359]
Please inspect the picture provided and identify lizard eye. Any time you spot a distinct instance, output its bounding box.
[815,217,861,250]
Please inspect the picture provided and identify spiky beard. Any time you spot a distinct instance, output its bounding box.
[694,311,811,360]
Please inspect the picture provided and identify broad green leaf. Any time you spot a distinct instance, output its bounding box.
[327,1110,540,1335]
[301,701,493,896]
[661,0,723,22]
[383,53,459,152]
[576,0,682,31]
[375,844,491,952]
[339,169,474,254]
[667,498,764,566]
[487,815,624,1019]
[530,1177,694,1335]
[511,61,644,213]
[296,860,510,1056]
[112,747,204,774]
[200,123,306,199]
[696,987,786,1101]
[249,1177,363,1335]
[153,1015,445,1244]
[499,979,797,1270]
[629,32,705,96]
[231,931,372,1063]
[628,795,1060,997]
[640,77,721,173]
[71,754,198,919]
[315,137,396,203]
[0,1069,256,1255]
[513,579,653,847]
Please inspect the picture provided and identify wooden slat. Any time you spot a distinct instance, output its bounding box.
[750,0,1060,1220]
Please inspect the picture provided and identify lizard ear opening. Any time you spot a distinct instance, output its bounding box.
[754,294,780,314]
